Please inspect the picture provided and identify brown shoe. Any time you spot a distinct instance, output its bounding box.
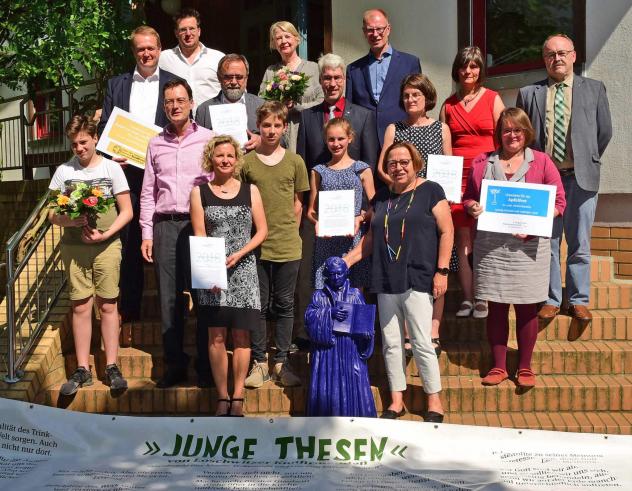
[516,368,537,387]
[481,368,508,386]
[538,304,559,320]
[569,304,592,321]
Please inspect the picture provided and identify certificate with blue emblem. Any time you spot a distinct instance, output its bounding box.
[477,180,556,237]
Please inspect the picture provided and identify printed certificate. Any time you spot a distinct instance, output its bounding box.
[96,107,162,169]
[478,179,557,237]
[208,103,248,147]
[318,189,355,237]
[189,236,228,290]
[425,154,464,203]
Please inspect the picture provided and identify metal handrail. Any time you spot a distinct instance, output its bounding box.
[4,190,66,383]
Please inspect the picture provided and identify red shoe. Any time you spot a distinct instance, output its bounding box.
[516,368,537,387]
[481,368,508,386]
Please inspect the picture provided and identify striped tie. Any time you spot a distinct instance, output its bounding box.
[553,83,567,163]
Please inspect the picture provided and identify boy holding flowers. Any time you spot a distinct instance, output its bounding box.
[48,115,133,395]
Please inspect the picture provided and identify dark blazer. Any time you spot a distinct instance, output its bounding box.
[194,92,264,133]
[97,68,179,136]
[345,48,421,146]
[516,75,612,192]
[296,101,379,173]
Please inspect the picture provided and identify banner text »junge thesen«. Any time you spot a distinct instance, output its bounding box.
[156,433,396,462]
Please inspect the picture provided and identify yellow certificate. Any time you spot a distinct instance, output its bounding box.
[96,107,163,169]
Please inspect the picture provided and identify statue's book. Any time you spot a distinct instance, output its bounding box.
[332,302,376,335]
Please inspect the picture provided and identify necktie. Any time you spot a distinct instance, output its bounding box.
[328,105,336,121]
[553,83,567,163]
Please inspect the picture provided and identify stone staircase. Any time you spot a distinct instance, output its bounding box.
[33,254,632,433]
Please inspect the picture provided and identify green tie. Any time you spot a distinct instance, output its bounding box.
[553,83,567,163]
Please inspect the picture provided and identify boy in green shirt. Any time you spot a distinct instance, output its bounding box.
[240,101,309,387]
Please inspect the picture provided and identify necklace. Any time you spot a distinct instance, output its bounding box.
[384,181,418,262]
[211,179,233,194]
[460,86,481,107]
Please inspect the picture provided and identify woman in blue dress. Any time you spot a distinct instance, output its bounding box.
[306,117,375,289]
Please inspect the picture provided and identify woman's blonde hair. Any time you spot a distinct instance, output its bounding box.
[324,117,355,143]
[202,135,244,176]
[269,21,301,51]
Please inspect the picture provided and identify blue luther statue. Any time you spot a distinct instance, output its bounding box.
[304,256,377,417]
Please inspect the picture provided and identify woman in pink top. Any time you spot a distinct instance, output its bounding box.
[440,46,504,319]
[463,108,566,388]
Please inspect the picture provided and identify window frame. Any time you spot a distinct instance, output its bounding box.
[467,0,585,76]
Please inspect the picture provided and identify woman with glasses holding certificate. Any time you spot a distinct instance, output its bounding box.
[190,135,268,416]
[345,141,453,423]
[463,108,565,388]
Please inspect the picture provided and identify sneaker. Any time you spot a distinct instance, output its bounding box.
[105,364,128,391]
[273,362,301,387]
[60,367,93,396]
[244,360,270,389]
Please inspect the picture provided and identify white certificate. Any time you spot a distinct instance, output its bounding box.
[478,179,557,237]
[189,236,228,290]
[95,107,162,169]
[318,190,355,237]
[425,154,464,203]
[208,103,248,147]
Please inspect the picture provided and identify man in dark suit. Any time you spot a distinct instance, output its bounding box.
[297,53,378,172]
[293,53,378,351]
[195,53,263,152]
[345,8,421,146]
[517,34,612,323]
[98,26,178,324]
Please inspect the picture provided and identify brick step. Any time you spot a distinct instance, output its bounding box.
[445,411,632,434]
[45,373,632,416]
[441,308,632,342]
[444,281,631,311]
[69,337,632,382]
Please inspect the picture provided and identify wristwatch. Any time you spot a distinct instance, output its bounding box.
[436,267,450,276]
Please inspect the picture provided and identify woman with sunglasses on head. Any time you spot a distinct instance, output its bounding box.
[345,142,453,422]
[463,108,565,388]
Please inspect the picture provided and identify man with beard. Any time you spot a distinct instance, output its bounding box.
[195,54,263,152]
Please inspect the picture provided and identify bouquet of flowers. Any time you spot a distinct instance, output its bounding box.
[49,183,115,224]
[261,67,310,104]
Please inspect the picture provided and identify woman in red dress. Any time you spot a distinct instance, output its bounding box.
[440,46,504,319]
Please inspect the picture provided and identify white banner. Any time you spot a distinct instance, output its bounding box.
[0,398,631,490]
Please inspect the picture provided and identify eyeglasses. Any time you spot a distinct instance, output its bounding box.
[363,25,389,35]
[322,75,344,83]
[502,128,524,136]
[386,159,412,169]
[164,98,190,107]
[177,27,199,34]
[222,74,246,81]
[402,92,423,100]
[543,49,574,60]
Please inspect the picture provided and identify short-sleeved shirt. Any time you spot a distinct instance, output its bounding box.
[49,156,129,245]
[240,150,309,262]
[370,180,446,295]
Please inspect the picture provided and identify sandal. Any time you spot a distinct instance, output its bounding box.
[215,398,231,417]
[516,368,536,387]
[404,338,413,358]
[481,368,508,386]
[431,338,442,357]
[229,397,245,417]
[456,300,474,317]
[472,300,488,319]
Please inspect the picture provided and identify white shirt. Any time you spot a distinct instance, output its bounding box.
[129,68,160,125]
[159,43,224,114]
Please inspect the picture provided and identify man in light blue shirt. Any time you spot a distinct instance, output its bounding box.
[346,9,421,146]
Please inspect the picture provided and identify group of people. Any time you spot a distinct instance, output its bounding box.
[48,7,612,421]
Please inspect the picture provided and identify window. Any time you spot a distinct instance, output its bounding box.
[471,0,585,76]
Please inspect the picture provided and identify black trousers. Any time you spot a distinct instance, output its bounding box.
[153,218,209,374]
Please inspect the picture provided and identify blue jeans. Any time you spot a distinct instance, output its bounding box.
[548,175,597,307]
